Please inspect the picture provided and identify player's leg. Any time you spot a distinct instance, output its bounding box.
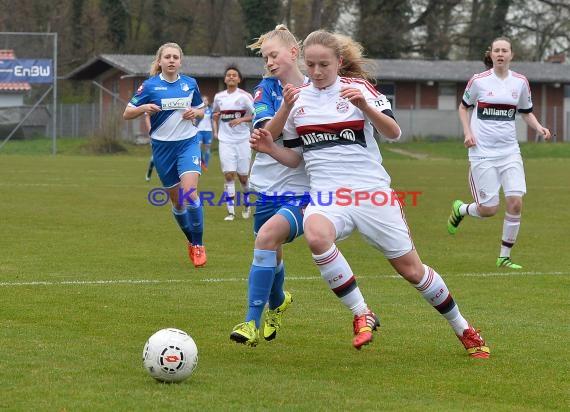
[364,196,489,358]
[261,201,305,341]
[448,160,500,234]
[219,142,237,220]
[230,201,280,346]
[497,154,526,269]
[389,250,490,358]
[169,138,206,267]
[304,206,379,349]
[201,131,212,169]
[236,142,252,219]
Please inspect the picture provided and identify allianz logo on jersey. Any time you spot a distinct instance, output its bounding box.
[300,129,356,145]
[220,112,242,121]
[161,96,193,110]
[478,106,516,121]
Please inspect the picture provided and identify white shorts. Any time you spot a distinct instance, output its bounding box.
[303,189,414,259]
[218,140,251,176]
[469,153,526,207]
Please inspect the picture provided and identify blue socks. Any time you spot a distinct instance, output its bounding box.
[269,262,285,309]
[185,198,204,245]
[246,249,277,327]
[172,197,204,246]
[202,148,210,167]
[172,207,193,243]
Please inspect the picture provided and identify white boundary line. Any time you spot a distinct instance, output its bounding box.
[0,271,567,287]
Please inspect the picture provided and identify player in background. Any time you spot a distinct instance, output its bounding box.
[123,42,207,268]
[229,25,311,347]
[251,30,490,356]
[449,37,551,269]
[212,66,255,221]
[195,95,213,171]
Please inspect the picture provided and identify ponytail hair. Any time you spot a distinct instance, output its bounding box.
[303,30,375,83]
[248,24,299,52]
[150,42,183,76]
[248,24,300,77]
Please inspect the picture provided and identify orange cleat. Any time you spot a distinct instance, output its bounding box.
[191,244,207,268]
[352,311,380,349]
[457,324,490,358]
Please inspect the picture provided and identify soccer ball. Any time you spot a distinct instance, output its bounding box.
[142,328,198,383]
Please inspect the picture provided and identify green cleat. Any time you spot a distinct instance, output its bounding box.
[496,257,522,269]
[230,320,260,347]
[447,200,465,234]
[263,291,293,341]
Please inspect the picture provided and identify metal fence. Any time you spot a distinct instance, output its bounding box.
[2,103,568,143]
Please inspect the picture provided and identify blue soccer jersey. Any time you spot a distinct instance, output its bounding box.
[249,77,310,194]
[128,73,204,142]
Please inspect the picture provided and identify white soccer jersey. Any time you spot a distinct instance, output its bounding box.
[213,88,254,143]
[462,69,533,159]
[282,76,398,193]
[196,105,213,132]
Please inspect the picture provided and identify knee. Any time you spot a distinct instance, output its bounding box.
[304,229,332,255]
[507,199,523,215]
[255,228,285,251]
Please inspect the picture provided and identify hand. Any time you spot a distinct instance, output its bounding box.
[282,84,300,108]
[145,103,161,114]
[229,118,241,127]
[464,132,476,148]
[183,108,198,121]
[340,86,366,110]
[250,128,274,153]
[539,126,551,141]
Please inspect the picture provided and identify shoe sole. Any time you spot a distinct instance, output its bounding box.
[230,332,258,347]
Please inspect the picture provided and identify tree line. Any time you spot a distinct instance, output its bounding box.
[1,0,568,100]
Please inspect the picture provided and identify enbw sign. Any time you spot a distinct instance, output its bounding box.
[0,59,53,83]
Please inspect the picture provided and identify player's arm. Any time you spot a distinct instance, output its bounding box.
[123,103,160,120]
[520,112,551,140]
[265,84,299,140]
[458,102,476,148]
[250,128,302,167]
[340,85,400,140]
[211,99,220,139]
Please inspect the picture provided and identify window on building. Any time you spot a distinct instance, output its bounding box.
[438,82,456,110]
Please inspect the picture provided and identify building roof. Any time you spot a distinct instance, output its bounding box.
[0,49,32,92]
[65,54,570,84]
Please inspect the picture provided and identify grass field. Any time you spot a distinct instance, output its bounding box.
[1,138,569,411]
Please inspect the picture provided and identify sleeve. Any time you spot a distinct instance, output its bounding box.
[282,107,303,149]
[517,76,533,113]
[191,81,204,108]
[461,76,478,108]
[245,92,255,117]
[252,81,276,128]
[212,94,220,112]
[360,82,396,120]
[127,80,150,108]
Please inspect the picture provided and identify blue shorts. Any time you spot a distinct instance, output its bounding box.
[151,137,201,188]
[253,194,308,243]
[196,131,213,145]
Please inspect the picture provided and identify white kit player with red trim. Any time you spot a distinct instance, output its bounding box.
[252,29,491,356]
[283,76,393,194]
[462,68,532,160]
[213,88,254,144]
[450,37,551,271]
[213,67,255,221]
